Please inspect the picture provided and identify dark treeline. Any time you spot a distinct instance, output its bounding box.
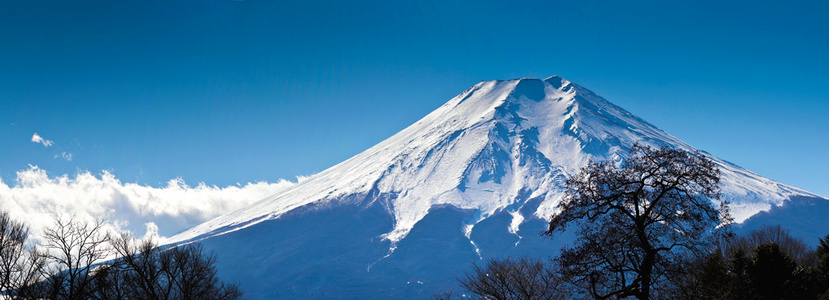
[673,225,829,300]
[452,226,829,300]
[0,211,242,300]
[448,145,829,299]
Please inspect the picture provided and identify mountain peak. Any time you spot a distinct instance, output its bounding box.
[543,75,569,88]
[170,76,819,248]
[166,76,824,298]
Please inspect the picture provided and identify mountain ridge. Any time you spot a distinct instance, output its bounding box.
[169,76,819,246]
[165,76,824,298]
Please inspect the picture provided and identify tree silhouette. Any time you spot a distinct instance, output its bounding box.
[83,228,242,299]
[0,211,46,299]
[39,216,111,300]
[0,212,242,300]
[545,143,731,300]
[748,243,798,300]
[458,256,566,300]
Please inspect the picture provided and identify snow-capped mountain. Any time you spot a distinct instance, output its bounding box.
[168,76,825,298]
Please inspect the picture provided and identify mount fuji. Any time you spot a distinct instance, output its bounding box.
[167,76,826,298]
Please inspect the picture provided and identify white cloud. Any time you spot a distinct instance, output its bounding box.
[31,133,54,147]
[0,166,296,244]
[54,152,73,161]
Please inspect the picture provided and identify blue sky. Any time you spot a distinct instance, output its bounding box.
[1,0,827,197]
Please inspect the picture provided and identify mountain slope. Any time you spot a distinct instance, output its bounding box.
[168,76,824,298]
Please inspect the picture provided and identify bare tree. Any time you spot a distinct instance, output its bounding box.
[431,290,458,300]
[545,143,731,300]
[459,256,567,300]
[160,243,242,300]
[105,233,242,300]
[1,212,241,300]
[105,232,170,299]
[0,210,46,299]
[39,215,111,300]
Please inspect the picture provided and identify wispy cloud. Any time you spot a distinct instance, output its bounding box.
[31,133,54,147]
[54,152,73,161]
[0,166,298,243]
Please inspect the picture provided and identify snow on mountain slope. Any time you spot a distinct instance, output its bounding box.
[164,76,826,298]
[169,76,820,248]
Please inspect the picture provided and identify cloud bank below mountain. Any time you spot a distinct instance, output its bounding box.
[0,165,297,243]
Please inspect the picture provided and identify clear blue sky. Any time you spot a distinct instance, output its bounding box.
[1,0,827,197]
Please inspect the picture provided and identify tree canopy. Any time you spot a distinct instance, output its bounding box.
[545,143,731,299]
